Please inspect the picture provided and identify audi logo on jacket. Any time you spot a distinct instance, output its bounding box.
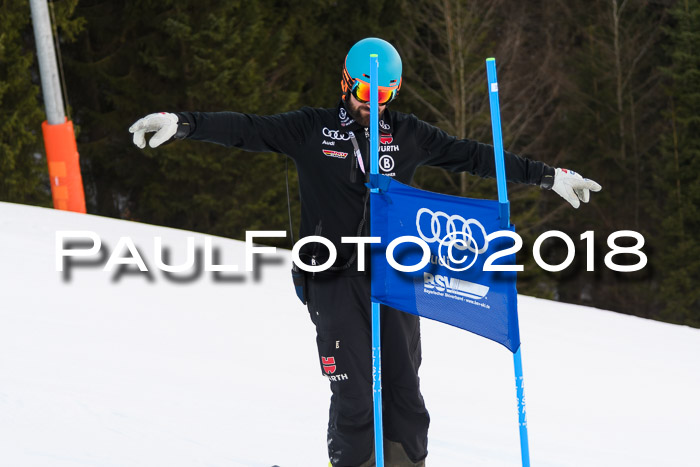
[176,102,552,273]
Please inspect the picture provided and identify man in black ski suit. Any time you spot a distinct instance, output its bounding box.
[130,38,601,467]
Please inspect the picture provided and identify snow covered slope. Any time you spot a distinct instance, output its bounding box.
[1,202,698,466]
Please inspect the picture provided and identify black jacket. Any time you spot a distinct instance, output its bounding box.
[178,101,553,271]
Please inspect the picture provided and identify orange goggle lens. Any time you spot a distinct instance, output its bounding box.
[351,80,398,105]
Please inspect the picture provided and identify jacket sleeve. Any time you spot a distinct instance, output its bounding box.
[412,116,553,186]
[176,109,316,160]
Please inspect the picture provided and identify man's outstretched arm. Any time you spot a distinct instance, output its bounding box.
[412,116,602,208]
[129,109,315,157]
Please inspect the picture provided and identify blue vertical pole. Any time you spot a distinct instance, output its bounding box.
[513,347,530,466]
[486,57,531,467]
[369,53,385,467]
[485,58,510,226]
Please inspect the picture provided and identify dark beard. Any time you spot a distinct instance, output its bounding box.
[346,98,385,128]
[346,102,370,127]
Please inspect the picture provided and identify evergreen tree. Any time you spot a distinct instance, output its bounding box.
[396,0,578,298]
[0,0,49,205]
[551,0,668,316]
[0,0,82,205]
[4,0,693,325]
[655,0,700,326]
[61,0,402,244]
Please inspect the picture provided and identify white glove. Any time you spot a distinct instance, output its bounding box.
[129,112,179,148]
[551,168,602,208]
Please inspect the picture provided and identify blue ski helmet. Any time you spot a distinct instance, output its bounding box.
[342,38,402,103]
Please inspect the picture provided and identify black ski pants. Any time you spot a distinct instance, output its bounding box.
[307,273,430,466]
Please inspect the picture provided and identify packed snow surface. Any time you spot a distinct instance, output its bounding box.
[1,202,698,466]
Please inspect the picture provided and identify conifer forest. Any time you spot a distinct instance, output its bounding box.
[2,0,699,327]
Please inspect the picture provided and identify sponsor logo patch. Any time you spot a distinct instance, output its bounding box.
[421,273,491,309]
[379,155,395,172]
[323,149,348,159]
[321,356,336,374]
[323,127,351,141]
[380,133,393,145]
[415,208,488,272]
[328,373,349,381]
[339,108,355,127]
[423,272,490,300]
[379,144,399,152]
[321,355,348,381]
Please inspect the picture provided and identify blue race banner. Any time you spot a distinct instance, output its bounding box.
[370,176,521,353]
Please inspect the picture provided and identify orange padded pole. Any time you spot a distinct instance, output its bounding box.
[42,118,86,213]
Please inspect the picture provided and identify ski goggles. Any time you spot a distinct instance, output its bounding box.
[350,79,399,105]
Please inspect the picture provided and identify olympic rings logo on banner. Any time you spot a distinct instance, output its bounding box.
[415,208,490,271]
[322,127,351,141]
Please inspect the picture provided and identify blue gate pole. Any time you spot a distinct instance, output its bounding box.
[486,57,531,467]
[369,53,385,467]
